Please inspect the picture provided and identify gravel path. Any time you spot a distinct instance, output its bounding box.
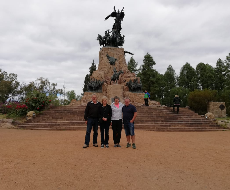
[0,129,230,190]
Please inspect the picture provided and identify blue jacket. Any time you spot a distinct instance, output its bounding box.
[145,92,150,98]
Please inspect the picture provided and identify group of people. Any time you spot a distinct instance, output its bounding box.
[83,94,137,149]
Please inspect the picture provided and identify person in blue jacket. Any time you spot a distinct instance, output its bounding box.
[144,90,150,106]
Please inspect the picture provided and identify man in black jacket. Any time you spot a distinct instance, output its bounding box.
[83,94,102,148]
[173,95,181,114]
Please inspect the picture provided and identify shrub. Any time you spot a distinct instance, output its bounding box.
[188,89,218,115]
[25,91,51,112]
[4,101,28,116]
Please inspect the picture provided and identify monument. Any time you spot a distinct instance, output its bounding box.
[79,6,159,106]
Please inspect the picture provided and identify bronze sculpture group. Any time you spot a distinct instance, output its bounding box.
[88,6,142,93]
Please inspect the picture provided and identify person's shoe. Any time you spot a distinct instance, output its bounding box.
[83,144,88,148]
[114,144,117,147]
[132,143,136,149]
[117,144,121,147]
[126,143,131,148]
[106,144,109,148]
[101,144,104,148]
[93,143,98,147]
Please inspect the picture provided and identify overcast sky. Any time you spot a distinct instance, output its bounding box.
[0,0,229,95]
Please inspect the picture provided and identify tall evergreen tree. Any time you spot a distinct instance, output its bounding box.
[214,58,227,92]
[196,63,215,90]
[178,62,198,91]
[137,53,156,94]
[127,56,139,74]
[83,60,97,92]
[163,65,177,105]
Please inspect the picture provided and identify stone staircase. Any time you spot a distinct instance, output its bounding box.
[18,105,226,132]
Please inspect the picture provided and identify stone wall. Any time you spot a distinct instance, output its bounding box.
[207,102,226,118]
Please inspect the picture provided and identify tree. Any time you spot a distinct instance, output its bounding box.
[162,65,177,105]
[20,77,63,99]
[169,87,190,107]
[0,69,20,103]
[224,53,230,90]
[196,63,215,90]
[178,62,198,91]
[137,53,156,95]
[83,60,97,92]
[214,58,228,92]
[66,90,76,102]
[127,56,139,74]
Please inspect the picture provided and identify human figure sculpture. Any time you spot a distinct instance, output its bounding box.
[97,6,125,47]
[106,54,117,65]
[105,6,125,33]
[111,68,123,83]
[87,78,104,92]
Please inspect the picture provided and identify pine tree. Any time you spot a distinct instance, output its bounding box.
[178,62,198,91]
[196,63,215,90]
[163,65,177,105]
[137,53,156,93]
[83,60,97,92]
[214,58,227,92]
[127,56,138,74]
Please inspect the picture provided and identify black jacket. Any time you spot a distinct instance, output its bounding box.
[173,97,181,105]
[100,104,112,123]
[84,101,102,121]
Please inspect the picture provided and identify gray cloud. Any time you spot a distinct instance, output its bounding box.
[0,0,229,95]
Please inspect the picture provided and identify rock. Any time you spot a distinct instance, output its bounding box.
[205,112,215,120]
[0,122,17,129]
[26,111,36,121]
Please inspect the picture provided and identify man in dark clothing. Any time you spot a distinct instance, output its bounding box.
[83,94,102,148]
[122,97,137,149]
[173,95,181,114]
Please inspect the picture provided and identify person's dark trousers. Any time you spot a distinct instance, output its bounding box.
[112,119,122,144]
[84,118,98,145]
[173,105,180,113]
[144,98,149,106]
[100,121,109,145]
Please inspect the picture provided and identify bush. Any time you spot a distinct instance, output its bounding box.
[188,89,218,115]
[25,91,51,112]
[4,101,28,116]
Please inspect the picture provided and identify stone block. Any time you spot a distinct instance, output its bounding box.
[207,102,226,118]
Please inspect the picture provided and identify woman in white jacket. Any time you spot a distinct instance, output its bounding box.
[111,96,124,147]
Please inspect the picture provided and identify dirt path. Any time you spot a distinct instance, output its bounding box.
[0,129,230,190]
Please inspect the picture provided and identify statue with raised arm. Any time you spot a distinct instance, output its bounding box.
[105,6,125,33]
[97,6,125,47]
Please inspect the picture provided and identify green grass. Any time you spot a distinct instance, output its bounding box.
[216,117,230,121]
[0,113,7,119]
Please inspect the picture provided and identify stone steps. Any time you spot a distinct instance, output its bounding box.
[18,105,225,131]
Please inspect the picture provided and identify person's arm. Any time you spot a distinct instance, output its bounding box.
[130,112,137,123]
[84,103,89,123]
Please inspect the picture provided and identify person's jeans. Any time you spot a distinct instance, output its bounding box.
[173,105,180,113]
[100,121,109,145]
[144,98,149,106]
[84,118,98,145]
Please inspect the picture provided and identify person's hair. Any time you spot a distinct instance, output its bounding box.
[114,96,119,100]
[175,95,179,97]
[92,93,97,97]
[124,97,130,101]
[101,96,108,103]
